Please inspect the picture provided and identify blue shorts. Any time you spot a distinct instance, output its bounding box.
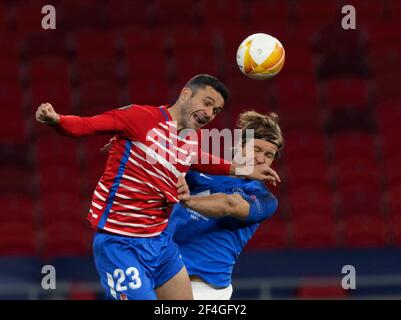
[93,230,184,300]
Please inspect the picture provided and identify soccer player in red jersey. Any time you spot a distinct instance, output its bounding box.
[35,74,280,300]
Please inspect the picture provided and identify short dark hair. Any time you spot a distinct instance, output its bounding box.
[184,74,230,103]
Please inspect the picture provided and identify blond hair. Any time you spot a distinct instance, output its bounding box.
[237,110,284,157]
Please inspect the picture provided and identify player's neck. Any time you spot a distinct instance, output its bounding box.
[166,104,185,131]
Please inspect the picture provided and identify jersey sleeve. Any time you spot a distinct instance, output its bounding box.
[240,191,278,223]
[190,129,231,175]
[56,105,145,138]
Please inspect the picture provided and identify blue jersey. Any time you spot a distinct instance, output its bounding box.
[166,170,278,288]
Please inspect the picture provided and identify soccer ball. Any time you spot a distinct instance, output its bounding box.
[236,33,285,80]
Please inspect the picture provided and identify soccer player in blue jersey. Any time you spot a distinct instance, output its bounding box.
[168,110,284,299]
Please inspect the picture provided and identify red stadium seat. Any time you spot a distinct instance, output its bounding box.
[342,215,388,248]
[0,194,36,224]
[324,78,370,110]
[0,167,33,195]
[41,192,85,215]
[279,47,316,77]
[285,158,332,192]
[104,0,150,27]
[14,0,49,35]
[152,0,198,26]
[74,31,118,61]
[226,75,271,106]
[199,0,244,24]
[376,100,401,130]
[288,186,335,217]
[22,32,67,59]
[291,213,338,249]
[297,283,347,299]
[379,127,401,160]
[59,0,104,31]
[79,79,121,114]
[334,157,382,190]
[275,75,319,107]
[0,221,37,255]
[284,130,327,161]
[294,0,340,26]
[374,72,401,103]
[388,212,401,246]
[29,57,70,86]
[38,165,84,194]
[341,0,386,24]
[0,84,25,143]
[36,134,80,166]
[129,78,170,106]
[277,99,322,132]
[249,0,290,25]
[338,183,383,217]
[42,220,92,258]
[173,47,219,83]
[369,43,401,76]
[331,132,378,162]
[383,155,401,188]
[246,216,289,250]
[0,56,19,83]
[30,81,73,115]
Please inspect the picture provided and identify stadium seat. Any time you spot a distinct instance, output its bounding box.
[59,0,105,31]
[0,55,19,83]
[38,165,84,194]
[285,158,332,191]
[297,282,347,299]
[379,127,401,160]
[129,78,171,106]
[291,213,338,249]
[21,32,67,59]
[374,72,401,103]
[0,194,36,224]
[288,186,335,218]
[275,75,319,107]
[376,100,401,130]
[30,81,73,115]
[74,31,118,61]
[331,132,378,162]
[249,0,290,26]
[383,155,401,188]
[283,130,327,161]
[333,157,382,191]
[324,78,371,110]
[0,167,33,195]
[152,0,199,26]
[338,183,383,217]
[29,57,70,86]
[79,79,121,114]
[41,192,85,216]
[246,215,289,250]
[13,0,49,35]
[42,220,92,258]
[0,221,37,255]
[0,85,26,143]
[277,99,322,132]
[342,215,388,248]
[294,0,340,26]
[104,0,150,27]
[199,0,245,24]
[226,75,271,106]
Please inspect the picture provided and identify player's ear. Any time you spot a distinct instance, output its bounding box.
[180,87,193,102]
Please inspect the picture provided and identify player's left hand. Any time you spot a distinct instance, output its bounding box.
[176,174,190,202]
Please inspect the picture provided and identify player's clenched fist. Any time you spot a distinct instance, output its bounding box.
[35,103,60,125]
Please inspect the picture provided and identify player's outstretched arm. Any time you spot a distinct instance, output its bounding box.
[35,103,129,138]
[181,193,251,220]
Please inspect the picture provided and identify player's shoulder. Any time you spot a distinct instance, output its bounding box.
[244,179,276,199]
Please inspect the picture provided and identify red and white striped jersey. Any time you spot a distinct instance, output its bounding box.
[57,105,230,237]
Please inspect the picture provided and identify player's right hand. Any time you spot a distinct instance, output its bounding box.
[35,103,60,125]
